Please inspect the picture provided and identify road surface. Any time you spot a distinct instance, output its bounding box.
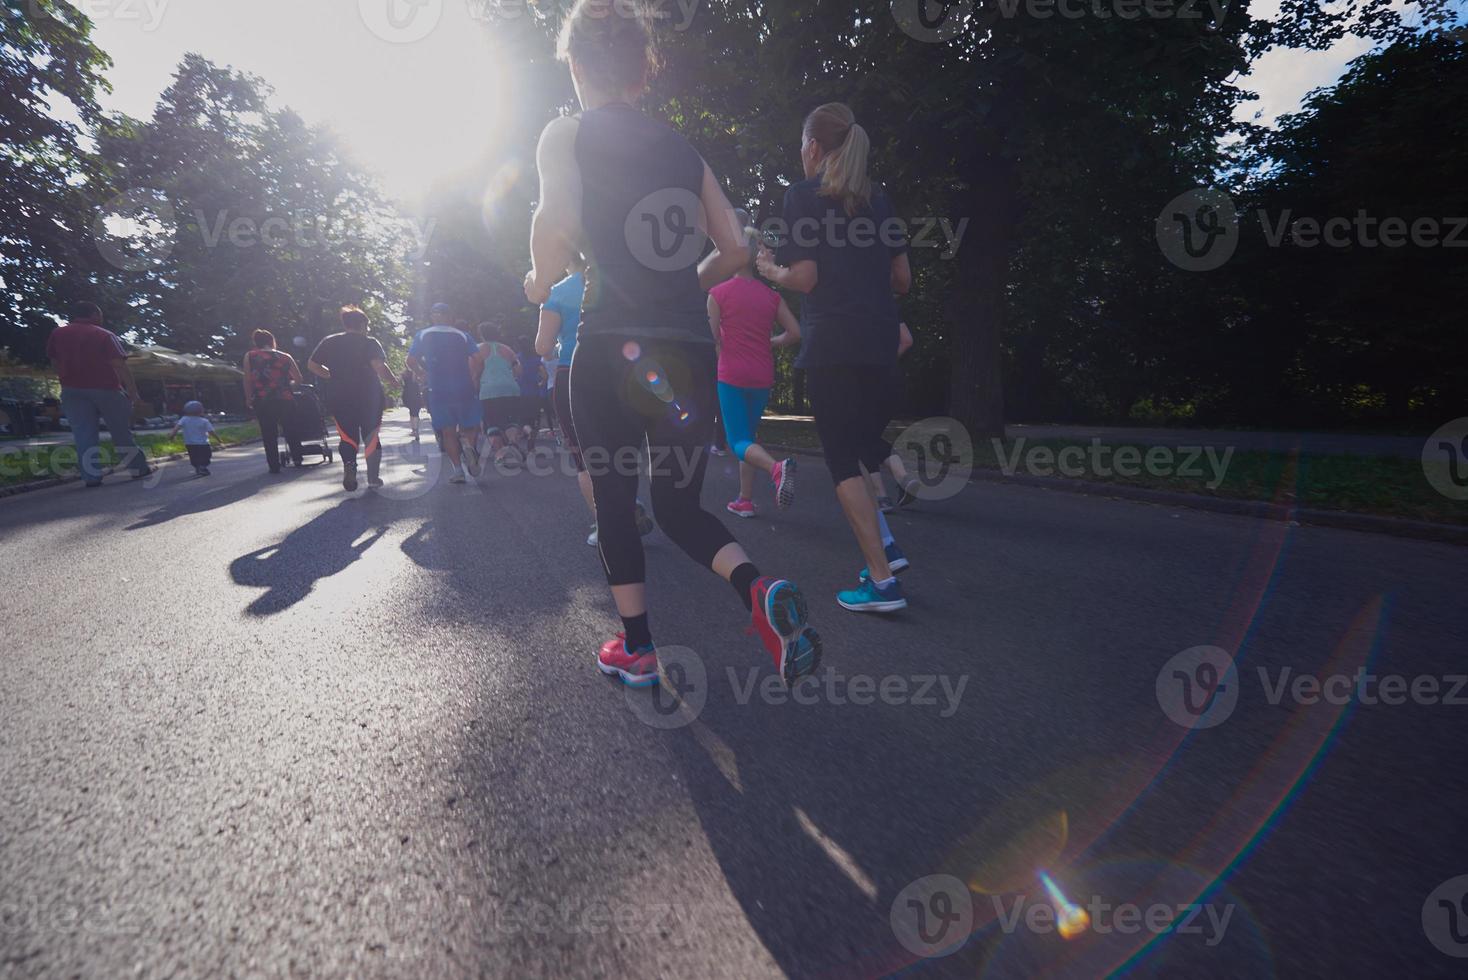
[2,414,1465,977]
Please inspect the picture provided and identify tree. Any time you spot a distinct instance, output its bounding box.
[0,0,112,362]
[90,55,416,358]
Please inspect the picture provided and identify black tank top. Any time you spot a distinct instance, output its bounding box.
[575,105,711,343]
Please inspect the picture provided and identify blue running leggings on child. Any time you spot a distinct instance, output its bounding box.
[716,382,771,461]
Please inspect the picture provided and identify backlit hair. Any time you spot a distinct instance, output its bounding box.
[557,0,660,95]
[340,306,369,332]
[804,103,872,216]
[252,329,276,349]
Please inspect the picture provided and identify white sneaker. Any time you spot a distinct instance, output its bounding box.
[450,467,466,485]
[461,442,480,477]
[586,524,599,547]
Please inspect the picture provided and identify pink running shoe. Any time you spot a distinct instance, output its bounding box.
[771,457,797,509]
[726,498,757,519]
[597,634,659,688]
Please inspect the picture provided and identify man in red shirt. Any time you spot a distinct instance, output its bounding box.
[46,302,153,486]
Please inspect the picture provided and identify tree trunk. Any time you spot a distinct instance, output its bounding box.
[946,157,1017,441]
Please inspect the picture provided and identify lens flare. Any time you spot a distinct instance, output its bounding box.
[622,341,641,361]
[1040,872,1090,940]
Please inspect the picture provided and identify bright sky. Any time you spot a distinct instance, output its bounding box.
[76,0,1415,204]
[84,0,521,208]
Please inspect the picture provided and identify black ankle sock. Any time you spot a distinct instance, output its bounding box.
[731,563,760,612]
[621,612,652,651]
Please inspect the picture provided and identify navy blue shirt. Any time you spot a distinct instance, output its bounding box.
[776,178,907,369]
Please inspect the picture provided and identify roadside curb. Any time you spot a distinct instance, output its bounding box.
[0,438,265,500]
[763,442,1468,547]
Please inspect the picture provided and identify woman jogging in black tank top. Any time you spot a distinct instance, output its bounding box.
[525,0,819,688]
[756,103,914,614]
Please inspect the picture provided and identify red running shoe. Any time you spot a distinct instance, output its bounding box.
[726,498,757,519]
[748,577,822,685]
[597,634,659,688]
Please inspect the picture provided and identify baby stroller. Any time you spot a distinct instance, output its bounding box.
[281,383,333,466]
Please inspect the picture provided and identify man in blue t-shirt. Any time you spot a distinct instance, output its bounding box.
[408,302,483,483]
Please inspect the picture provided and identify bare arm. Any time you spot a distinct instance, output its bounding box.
[756,247,818,294]
[308,359,330,380]
[891,252,912,296]
[406,354,424,376]
[372,359,398,387]
[242,351,255,408]
[535,308,562,358]
[525,116,582,305]
[285,353,304,384]
[707,294,722,350]
[114,360,144,405]
[696,162,750,291]
[897,321,914,357]
[772,298,802,348]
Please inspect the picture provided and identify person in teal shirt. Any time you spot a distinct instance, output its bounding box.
[473,321,524,461]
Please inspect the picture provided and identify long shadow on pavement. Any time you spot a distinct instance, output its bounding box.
[229,500,394,615]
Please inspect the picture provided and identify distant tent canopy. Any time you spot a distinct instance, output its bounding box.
[124,345,243,382]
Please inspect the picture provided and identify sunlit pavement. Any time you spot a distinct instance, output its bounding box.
[2,412,1465,977]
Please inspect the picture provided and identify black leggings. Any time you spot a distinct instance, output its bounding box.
[254,398,301,470]
[333,398,383,477]
[551,367,583,471]
[570,335,734,587]
[807,365,894,483]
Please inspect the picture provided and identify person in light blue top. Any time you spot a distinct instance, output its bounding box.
[535,256,594,520]
[473,321,525,461]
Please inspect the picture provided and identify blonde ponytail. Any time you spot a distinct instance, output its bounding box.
[804,103,873,216]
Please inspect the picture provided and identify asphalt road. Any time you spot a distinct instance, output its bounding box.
[2,413,1465,978]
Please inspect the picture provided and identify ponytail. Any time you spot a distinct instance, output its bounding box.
[804,103,872,216]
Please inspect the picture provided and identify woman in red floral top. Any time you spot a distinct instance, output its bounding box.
[242,329,305,472]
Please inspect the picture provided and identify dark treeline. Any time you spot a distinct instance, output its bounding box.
[3,0,1463,433]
